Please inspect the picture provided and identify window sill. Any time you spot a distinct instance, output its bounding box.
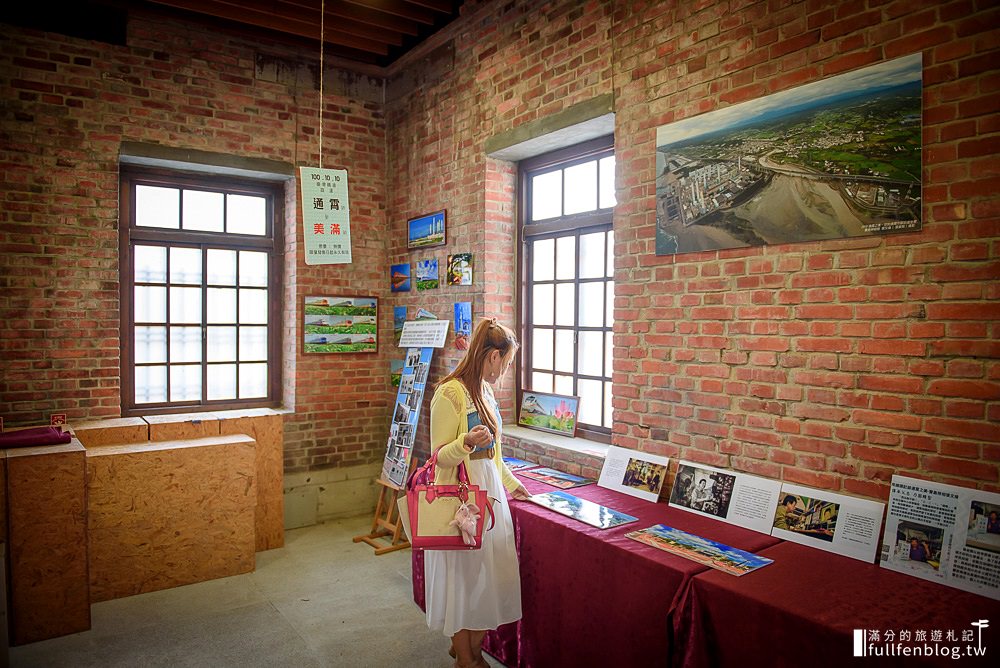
[503,425,609,460]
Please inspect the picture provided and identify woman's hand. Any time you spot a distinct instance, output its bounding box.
[463,424,494,451]
[511,485,531,500]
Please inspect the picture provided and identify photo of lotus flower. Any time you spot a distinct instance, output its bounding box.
[518,391,580,437]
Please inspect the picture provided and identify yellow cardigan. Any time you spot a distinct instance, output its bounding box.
[429,378,520,494]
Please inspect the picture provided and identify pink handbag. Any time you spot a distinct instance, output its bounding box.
[406,450,495,550]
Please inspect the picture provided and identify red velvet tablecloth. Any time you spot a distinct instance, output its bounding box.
[413,475,780,667]
[673,541,1000,668]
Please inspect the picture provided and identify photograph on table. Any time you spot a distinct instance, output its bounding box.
[503,456,538,472]
[598,445,670,503]
[528,490,638,530]
[407,210,446,250]
[303,296,377,354]
[390,263,411,292]
[416,258,439,291]
[893,521,944,571]
[390,359,404,387]
[393,306,407,343]
[772,482,884,563]
[968,500,1000,554]
[518,391,580,437]
[519,466,594,489]
[625,524,773,577]
[881,475,999,599]
[668,460,782,534]
[669,463,736,518]
[447,252,473,285]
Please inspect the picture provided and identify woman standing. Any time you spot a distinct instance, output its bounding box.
[424,318,531,668]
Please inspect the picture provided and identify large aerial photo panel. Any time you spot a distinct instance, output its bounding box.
[655,53,922,256]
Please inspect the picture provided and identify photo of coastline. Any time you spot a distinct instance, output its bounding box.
[626,524,773,576]
[655,53,922,256]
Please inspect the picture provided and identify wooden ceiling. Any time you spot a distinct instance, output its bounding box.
[145,0,464,69]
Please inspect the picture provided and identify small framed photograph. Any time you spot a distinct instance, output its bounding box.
[416,258,439,290]
[303,295,378,353]
[447,253,473,286]
[518,391,580,437]
[407,210,446,250]
[390,263,410,292]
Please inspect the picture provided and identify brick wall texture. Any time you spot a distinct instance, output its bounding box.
[2,0,998,496]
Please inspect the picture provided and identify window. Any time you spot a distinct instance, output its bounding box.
[520,136,615,440]
[120,169,283,416]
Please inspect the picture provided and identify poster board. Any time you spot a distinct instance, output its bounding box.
[380,346,434,487]
[669,460,782,535]
[598,445,669,503]
[880,475,1000,600]
[770,483,885,563]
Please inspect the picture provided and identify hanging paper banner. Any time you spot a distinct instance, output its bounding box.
[300,166,352,265]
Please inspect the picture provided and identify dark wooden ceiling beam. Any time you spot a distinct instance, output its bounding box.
[278,0,420,37]
[271,0,405,46]
[405,0,458,14]
[148,0,390,54]
[343,0,437,26]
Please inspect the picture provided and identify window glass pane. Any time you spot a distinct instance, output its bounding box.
[169,286,201,324]
[170,326,202,363]
[532,238,554,282]
[135,185,179,229]
[564,161,597,215]
[227,194,266,235]
[578,331,604,377]
[530,372,553,393]
[579,232,605,279]
[135,286,166,323]
[579,282,604,327]
[605,331,613,378]
[531,171,561,221]
[208,326,237,362]
[135,365,167,404]
[554,374,574,396]
[135,326,166,364]
[606,280,615,327]
[599,156,616,209]
[606,230,614,278]
[134,245,166,283]
[239,251,268,287]
[554,329,574,373]
[532,284,553,326]
[555,283,575,327]
[182,189,224,232]
[207,249,237,286]
[169,247,202,285]
[239,288,268,325]
[170,364,201,401]
[603,381,613,428]
[532,328,553,371]
[239,326,267,362]
[239,362,268,398]
[578,378,602,426]
[207,363,236,400]
[555,236,575,280]
[207,288,237,324]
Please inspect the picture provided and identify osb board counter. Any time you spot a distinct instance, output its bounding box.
[69,417,148,447]
[143,413,220,441]
[87,434,257,602]
[4,440,90,645]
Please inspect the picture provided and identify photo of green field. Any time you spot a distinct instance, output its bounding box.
[304,296,377,353]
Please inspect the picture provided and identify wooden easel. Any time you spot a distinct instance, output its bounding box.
[353,477,410,555]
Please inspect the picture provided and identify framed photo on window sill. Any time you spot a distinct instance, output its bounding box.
[518,390,580,438]
[407,210,446,250]
[303,295,378,353]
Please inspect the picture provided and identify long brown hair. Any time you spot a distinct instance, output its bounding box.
[438,317,519,435]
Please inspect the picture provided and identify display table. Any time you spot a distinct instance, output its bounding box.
[673,540,1000,667]
[412,475,779,667]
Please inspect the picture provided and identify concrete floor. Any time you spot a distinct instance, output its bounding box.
[10,517,505,667]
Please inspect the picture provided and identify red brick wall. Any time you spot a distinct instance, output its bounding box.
[387,0,999,499]
[0,9,387,474]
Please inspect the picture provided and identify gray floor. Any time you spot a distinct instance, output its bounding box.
[10,517,504,667]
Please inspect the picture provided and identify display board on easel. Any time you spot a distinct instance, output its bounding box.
[354,319,449,555]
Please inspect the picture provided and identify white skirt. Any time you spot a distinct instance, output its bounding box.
[424,458,522,637]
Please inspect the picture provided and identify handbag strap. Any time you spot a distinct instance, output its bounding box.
[409,447,471,491]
